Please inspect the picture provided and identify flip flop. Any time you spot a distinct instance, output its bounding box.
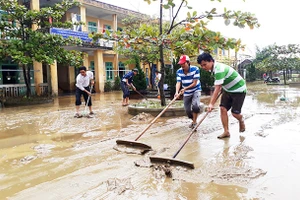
[239,120,246,132]
[217,133,230,139]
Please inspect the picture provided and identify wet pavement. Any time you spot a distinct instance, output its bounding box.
[0,82,300,200]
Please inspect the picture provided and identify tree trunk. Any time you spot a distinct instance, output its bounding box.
[150,63,154,89]
[159,0,166,106]
[283,70,286,85]
[22,64,31,97]
[159,45,166,106]
[47,64,52,96]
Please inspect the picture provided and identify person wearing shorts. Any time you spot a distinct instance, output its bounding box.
[197,52,246,139]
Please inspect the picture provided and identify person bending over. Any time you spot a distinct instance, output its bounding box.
[74,66,94,118]
[197,52,246,139]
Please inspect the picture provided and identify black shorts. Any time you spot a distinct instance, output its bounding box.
[220,91,246,114]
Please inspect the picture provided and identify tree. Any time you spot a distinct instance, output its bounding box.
[92,0,259,105]
[253,44,300,84]
[132,55,147,90]
[0,0,84,97]
[246,62,256,81]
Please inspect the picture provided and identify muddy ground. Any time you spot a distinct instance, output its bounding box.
[0,82,300,200]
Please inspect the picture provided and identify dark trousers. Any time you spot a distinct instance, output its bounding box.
[121,82,130,99]
[75,87,92,106]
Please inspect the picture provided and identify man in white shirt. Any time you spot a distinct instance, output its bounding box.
[155,70,161,97]
[75,66,94,118]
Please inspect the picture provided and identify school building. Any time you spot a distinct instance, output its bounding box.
[0,0,238,98]
[0,0,154,97]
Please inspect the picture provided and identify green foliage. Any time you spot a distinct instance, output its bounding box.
[165,57,181,97]
[104,81,113,92]
[113,76,121,90]
[253,44,300,84]
[132,56,147,90]
[246,63,256,82]
[0,0,83,96]
[91,0,259,105]
[200,68,215,92]
[105,76,121,92]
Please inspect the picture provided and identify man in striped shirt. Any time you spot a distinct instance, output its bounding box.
[197,52,246,139]
[175,55,202,129]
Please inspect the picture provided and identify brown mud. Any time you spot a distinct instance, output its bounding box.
[1,83,300,199]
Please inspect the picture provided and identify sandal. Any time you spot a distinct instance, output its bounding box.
[188,122,196,129]
[239,119,245,132]
[74,113,82,118]
[217,132,230,139]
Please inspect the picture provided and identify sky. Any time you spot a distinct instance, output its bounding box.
[98,0,299,57]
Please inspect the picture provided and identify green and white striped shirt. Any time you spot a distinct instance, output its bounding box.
[213,62,246,93]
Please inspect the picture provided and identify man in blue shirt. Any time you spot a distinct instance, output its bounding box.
[174,55,202,129]
[121,68,138,106]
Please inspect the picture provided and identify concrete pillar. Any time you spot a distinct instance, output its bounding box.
[112,14,117,31]
[97,19,101,33]
[33,62,43,95]
[30,0,39,10]
[79,6,87,32]
[94,50,104,93]
[113,54,118,78]
[69,66,76,92]
[31,0,43,95]
[50,61,58,96]
[83,53,89,69]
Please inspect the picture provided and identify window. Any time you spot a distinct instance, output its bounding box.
[90,61,95,77]
[0,64,34,85]
[71,13,81,31]
[105,62,113,81]
[88,22,97,33]
[118,62,125,78]
[103,24,112,33]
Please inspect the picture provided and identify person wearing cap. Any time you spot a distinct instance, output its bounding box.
[174,55,202,130]
[197,52,246,139]
[120,68,138,106]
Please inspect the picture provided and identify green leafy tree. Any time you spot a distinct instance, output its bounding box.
[92,0,259,105]
[132,55,147,91]
[113,76,121,90]
[246,63,256,81]
[253,44,300,84]
[200,68,215,92]
[0,0,84,97]
[165,57,181,98]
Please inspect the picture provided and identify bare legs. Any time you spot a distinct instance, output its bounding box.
[122,97,129,106]
[218,106,245,139]
[76,105,80,114]
[192,112,198,124]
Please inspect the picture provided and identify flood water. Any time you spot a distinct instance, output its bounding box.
[1,82,300,200]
